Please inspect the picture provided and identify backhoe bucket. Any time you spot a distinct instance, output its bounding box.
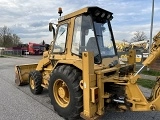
[15,63,38,86]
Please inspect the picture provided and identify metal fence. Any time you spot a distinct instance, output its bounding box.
[1,50,23,56]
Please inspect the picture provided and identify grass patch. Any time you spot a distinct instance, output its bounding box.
[141,70,160,76]
[137,78,155,89]
[0,55,5,58]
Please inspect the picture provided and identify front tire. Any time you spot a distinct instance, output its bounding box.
[49,65,83,120]
[29,70,43,94]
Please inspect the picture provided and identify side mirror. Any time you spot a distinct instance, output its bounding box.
[49,23,55,38]
[49,23,53,32]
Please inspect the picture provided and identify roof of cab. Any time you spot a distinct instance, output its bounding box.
[58,6,113,22]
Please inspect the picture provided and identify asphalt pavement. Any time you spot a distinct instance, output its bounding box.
[0,56,160,120]
[0,57,63,120]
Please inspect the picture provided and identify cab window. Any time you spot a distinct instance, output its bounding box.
[71,15,98,56]
[53,24,68,53]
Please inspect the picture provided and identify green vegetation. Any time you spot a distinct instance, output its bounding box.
[0,26,22,48]
[137,78,155,89]
[141,70,160,76]
[0,55,5,57]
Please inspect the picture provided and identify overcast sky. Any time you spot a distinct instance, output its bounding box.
[0,0,160,44]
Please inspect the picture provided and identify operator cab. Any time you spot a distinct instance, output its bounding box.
[51,7,118,66]
[71,13,116,64]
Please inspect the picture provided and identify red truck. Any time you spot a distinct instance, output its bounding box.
[5,42,45,55]
[28,42,44,55]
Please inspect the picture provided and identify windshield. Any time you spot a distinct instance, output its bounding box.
[94,21,116,57]
[53,24,68,53]
[33,45,40,49]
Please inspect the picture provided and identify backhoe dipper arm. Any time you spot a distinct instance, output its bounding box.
[135,31,160,76]
[143,31,160,66]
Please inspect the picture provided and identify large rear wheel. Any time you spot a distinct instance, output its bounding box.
[29,70,43,94]
[49,65,83,120]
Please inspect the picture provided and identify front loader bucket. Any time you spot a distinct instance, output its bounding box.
[15,63,38,86]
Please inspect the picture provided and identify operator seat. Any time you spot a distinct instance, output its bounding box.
[86,37,99,55]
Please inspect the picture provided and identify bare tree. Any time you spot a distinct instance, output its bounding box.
[131,31,147,42]
[12,34,22,46]
[0,26,22,47]
[0,26,11,47]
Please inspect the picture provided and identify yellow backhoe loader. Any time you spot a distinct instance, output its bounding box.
[15,6,160,120]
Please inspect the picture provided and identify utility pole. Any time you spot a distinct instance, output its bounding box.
[147,0,154,71]
[149,0,154,53]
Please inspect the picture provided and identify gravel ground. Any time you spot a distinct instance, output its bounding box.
[0,56,159,120]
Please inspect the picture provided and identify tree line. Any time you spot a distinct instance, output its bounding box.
[122,31,148,42]
[0,26,22,48]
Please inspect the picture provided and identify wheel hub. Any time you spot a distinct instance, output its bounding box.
[58,87,67,98]
[53,79,70,108]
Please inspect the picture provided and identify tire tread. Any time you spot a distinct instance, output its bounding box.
[29,70,43,94]
[49,65,83,120]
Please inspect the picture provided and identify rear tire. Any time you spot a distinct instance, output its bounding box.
[29,70,43,94]
[49,65,83,120]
